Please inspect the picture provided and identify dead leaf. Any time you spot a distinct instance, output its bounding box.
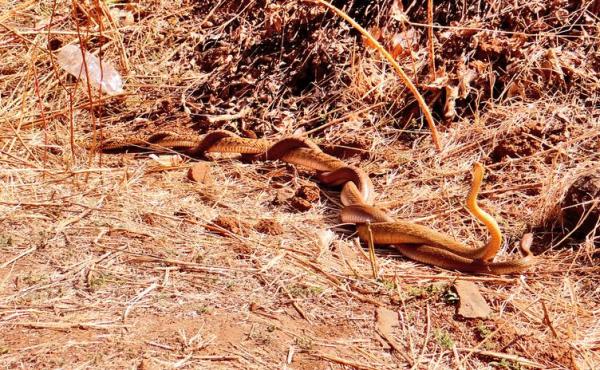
[470,60,489,74]
[316,229,335,256]
[473,32,505,54]
[507,80,527,98]
[390,29,417,59]
[421,73,449,91]
[292,126,306,136]
[457,58,477,99]
[444,85,459,120]
[542,48,565,85]
[456,20,483,38]
[390,1,408,23]
[110,8,135,26]
[454,280,492,319]
[363,26,382,49]
[530,19,550,32]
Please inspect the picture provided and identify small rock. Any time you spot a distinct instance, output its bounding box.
[454,280,492,319]
[376,307,399,335]
[187,162,213,185]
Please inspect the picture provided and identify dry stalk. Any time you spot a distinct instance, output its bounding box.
[426,0,436,80]
[313,352,379,370]
[310,0,442,151]
[365,222,379,280]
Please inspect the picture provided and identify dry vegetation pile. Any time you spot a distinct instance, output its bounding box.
[1,0,599,369]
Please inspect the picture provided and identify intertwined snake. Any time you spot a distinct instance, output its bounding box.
[98,130,536,274]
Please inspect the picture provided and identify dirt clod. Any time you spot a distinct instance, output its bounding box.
[561,174,600,239]
[212,215,249,237]
[296,184,320,203]
[489,121,569,163]
[288,184,320,212]
[254,219,284,235]
[290,197,313,212]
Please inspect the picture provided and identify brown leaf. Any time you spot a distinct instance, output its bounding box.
[507,80,527,98]
[363,26,382,49]
[390,29,417,59]
[390,1,408,23]
[457,59,477,99]
[454,280,491,319]
[444,85,459,120]
[421,73,449,91]
[473,32,507,54]
[456,20,483,38]
[542,48,565,84]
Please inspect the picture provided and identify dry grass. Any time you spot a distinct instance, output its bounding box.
[1,1,599,369]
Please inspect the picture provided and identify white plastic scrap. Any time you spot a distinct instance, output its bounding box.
[56,44,124,95]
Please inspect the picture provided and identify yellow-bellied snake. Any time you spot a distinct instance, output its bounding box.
[98,131,535,274]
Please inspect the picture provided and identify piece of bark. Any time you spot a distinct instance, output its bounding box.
[454,280,492,319]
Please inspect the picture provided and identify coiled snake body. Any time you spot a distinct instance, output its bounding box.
[99,130,535,274]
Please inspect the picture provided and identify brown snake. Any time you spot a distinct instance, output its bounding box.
[98,130,536,274]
